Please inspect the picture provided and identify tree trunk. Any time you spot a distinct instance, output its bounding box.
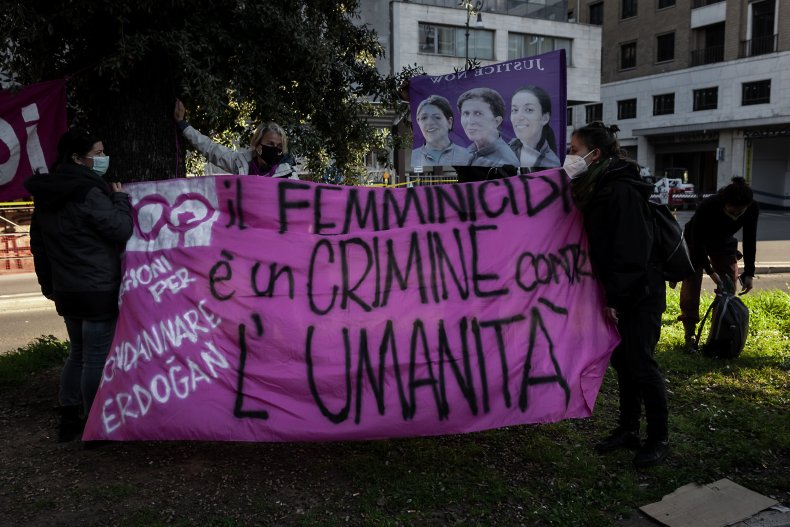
[78,52,185,183]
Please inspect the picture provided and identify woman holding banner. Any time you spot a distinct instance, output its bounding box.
[456,88,520,168]
[173,99,297,178]
[25,128,133,442]
[411,94,471,167]
[508,85,560,172]
[566,121,669,468]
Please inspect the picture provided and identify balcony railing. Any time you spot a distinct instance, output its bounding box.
[740,34,777,58]
[691,0,724,8]
[405,0,567,21]
[690,45,724,66]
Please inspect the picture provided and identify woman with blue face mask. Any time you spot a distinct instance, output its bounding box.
[568,121,670,468]
[24,128,133,442]
[679,177,759,351]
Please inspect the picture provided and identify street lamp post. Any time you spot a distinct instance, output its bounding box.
[462,0,485,66]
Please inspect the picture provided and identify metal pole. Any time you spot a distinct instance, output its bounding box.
[465,6,470,64]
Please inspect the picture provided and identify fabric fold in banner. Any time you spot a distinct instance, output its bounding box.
[0,79,67,201]
[83,169,619,442]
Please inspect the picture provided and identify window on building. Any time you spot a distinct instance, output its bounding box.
[620,42,637,69]
[567,107,573,127]
[693,87,718,111]
[618,99,637,119]
[508,33,572,64]
[656,32,674,62]
[589,2,603,25]
[742,80,771,105]
[658,0,676,8]
[418,23,494,60]
[653,93,675,115]
[622,0,637,19]
[747,0,776,56]
[585,103,603,123]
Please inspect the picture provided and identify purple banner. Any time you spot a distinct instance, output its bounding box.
[409,51,566,172]
[84,170,618,442]
[0,79,68,201]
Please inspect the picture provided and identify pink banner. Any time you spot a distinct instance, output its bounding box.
[84,170,619,442]
[0,79,68,201]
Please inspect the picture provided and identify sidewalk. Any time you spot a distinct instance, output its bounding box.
[753,240,790,274]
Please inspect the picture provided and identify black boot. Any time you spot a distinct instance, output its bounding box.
[594,427,641,454]
[56,405,84,443]
[633,439,670,468]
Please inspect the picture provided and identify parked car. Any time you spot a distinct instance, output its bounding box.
[650,177,697,208]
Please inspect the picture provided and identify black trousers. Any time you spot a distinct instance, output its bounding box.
[609,309,668,442]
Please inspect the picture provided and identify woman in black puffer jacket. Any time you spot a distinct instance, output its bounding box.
[565,121,669,468]
[25,128,133,442]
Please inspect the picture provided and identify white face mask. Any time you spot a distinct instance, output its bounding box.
[562,150,595,179]
[89,155,110,176]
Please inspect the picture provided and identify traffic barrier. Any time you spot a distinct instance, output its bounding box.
[0,234,33,273]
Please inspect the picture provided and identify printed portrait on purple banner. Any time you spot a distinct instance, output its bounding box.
[409,50,566,173]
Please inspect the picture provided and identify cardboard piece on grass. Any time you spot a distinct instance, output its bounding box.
[640,478,778,527]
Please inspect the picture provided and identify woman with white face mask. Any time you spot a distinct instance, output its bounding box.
[568,121,670,469]
[679,177,759,350]
[24,128,133,442]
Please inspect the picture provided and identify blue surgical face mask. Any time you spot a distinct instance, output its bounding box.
[89,155,110,175]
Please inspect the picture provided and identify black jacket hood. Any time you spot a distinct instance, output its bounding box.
[24,164,110,210]
[602,159,653,200]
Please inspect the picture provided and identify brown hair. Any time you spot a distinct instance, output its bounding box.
[457,87,507,125]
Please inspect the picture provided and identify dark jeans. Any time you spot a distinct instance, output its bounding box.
[60,317,117,415]
[610,310,668,442]
[679,249,740,336]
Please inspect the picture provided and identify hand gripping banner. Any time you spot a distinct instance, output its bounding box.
[83,169,619,442]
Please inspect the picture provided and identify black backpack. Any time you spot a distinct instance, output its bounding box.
[695,281,750,359]
[648,202,695,282]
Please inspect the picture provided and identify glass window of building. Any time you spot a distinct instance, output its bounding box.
[419,23,494,60]
[622,0,638,19]
[617,99,637,119]
[656,32,674,62]
[747,0,776,56]
[620,42,637,69]
[742,80,771,105]
[693,87,718,111]
[653,93,675,115]
[589,2,603,25]
[658,0,676,8]
[508,33,572,64]
[585,103,603,123]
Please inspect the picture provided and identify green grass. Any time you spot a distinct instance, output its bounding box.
[3,290,789,526]
[0,334,67,387]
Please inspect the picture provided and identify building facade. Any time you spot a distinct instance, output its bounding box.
[358,0,602,179]
[573,0,790,208]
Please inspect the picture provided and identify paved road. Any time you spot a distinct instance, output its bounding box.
[0,274,68,353]
[2,271,788,355]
